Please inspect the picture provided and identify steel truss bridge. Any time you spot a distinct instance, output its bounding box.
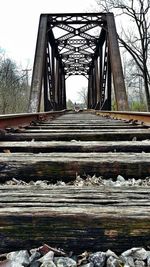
[29,13,129,113]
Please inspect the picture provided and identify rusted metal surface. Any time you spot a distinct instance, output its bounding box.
[106,14,128,111]
[96,110,150,126]
[29,15,48,113]
[0,110,67,129]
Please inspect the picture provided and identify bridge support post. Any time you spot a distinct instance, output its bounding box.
[28,15,48,113]
[55,59,66,110]
[107,50,112,110]
[51,47,56,110]
[55,58,59,109]
[91,70,95,108]
[58,67,63,110]
[95,59,100,110]
[93,67,97,108]
[62,72,66,109]
[107,13,128,111]
[99,46,103,109]
[43,47,50,112]
[88,72,92,109]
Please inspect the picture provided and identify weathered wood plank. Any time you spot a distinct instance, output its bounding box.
[1,131,150,141]
[0,186,149,254]
[0,190,149,200]
[0,140,150,153]
[0,185,149,193]
[0,152,150,181]
[0,214,149,254]
[0,204,150,214]
[26,125,146,129]
[0,186,149,203]
[23,128,150,133]
[41,122,130,126]
[0,198,149,206]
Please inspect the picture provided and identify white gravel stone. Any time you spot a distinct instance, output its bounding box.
[80,263,94,267]
[105,250,118,259]
[147,254,150,266]
[116,175,125,182]
[41,261,57,267]
[106,256,121,267]
[121,247,147,260]
[7,250,30,266]
[135,259,146,266]
[120,256,135,267]
[38,251,54,263]
[89,252,106,267]
[54,257,77,267]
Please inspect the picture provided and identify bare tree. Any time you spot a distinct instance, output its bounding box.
[96,0,150,110]
[77,87,88,108]
[67,99,74,109]
[122,53,147,108]
[0,54,30,114]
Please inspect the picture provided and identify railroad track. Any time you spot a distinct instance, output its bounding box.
[0,110,150,254]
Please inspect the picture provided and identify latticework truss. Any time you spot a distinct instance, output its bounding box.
[29,13,128,112]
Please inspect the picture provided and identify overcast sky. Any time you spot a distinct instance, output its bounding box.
[0,0,98,102]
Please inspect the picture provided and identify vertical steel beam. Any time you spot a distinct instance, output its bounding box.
[87,77,90,109]
[62,72,66,109]
[58,65,62,109]
[107,50,112,110]
[91,73,94,108]
[46,43,53,109]
[59,65,64,109]
[106,13,128,111]
[51,47,56,109]
[58,64,61,109]
[99,46,103,108]
[55,58,59,109]
[95,59,100,109]
[43,48,49,112]
[91,70,94,108]
[28,15,48,113]
[88,72,92,109]
[93,65,97,109]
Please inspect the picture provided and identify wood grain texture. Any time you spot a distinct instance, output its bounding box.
[0,141,150,153]
[1,131,150,141]
[0,186,149,254]
[0,152,150,181]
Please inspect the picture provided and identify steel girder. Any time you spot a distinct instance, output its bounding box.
[29,13,128,112]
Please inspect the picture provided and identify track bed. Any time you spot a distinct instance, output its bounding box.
[0,110,150,253]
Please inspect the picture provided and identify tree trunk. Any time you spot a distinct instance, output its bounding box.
[143,64,150,111]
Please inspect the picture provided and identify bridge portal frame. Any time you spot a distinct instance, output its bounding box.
[29,13,128,113]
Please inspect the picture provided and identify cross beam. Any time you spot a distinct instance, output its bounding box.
[29,13,128,112]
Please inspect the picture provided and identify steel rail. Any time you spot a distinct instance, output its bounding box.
[0,110,67,129]
[1,110,150,129]
[96,111,150,126]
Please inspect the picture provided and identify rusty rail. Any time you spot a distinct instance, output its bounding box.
[96,111,150,126]
[1,110,150,129]
[0,110,67,129]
